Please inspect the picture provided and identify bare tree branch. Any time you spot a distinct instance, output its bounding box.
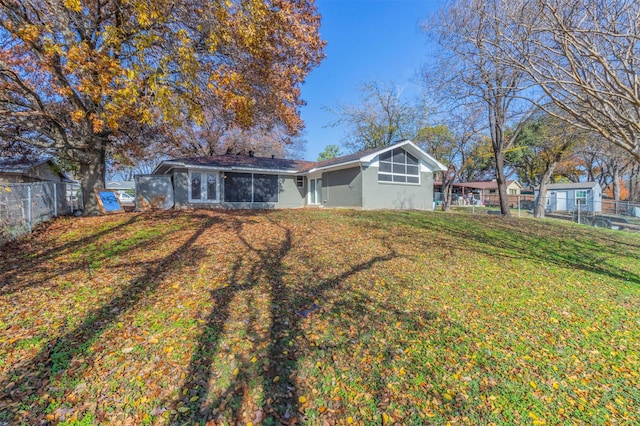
[497,0,640,161]
[423,0,538,215]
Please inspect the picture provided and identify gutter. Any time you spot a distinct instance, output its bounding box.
[153,160,301,175]
[303,159,362,174]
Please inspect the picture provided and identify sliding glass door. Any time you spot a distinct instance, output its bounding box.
[309,178,321,205]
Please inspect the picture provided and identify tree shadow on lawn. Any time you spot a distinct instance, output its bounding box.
[0,213,148,296]
[160,209,637,424]
[0,213,220,424]
[375,211,640,285]
[324,290,490,422]
[170,215,408,424]
[455,217,640,285]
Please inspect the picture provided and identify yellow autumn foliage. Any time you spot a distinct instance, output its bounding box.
[62,0,81,12]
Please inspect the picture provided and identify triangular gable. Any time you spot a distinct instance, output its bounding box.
[509,180,523,190]
[306,140,447,174]
[360,140,447,172]
[0,156,71,181]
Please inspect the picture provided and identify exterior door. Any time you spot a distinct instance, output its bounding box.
[310,178,322,205]
[556,191,567,210]
[189,171,218,203]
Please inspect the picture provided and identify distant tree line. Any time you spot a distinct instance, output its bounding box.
[323,80,639,217]
[324,0,640,217]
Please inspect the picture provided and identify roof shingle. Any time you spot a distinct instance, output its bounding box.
[0,156,53,174]
[161,140,443,174]
[172,155,315,172]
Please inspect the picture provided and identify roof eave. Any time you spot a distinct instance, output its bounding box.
[227,167,299,174]
[152,160,183,174]
[360,140,448,172]
[154,160,300,175]
[304,159,362,174]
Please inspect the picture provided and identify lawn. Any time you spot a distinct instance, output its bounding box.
[0,209,638,425]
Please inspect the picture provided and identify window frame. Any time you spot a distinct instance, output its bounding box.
[252,173,279,203]
[188,170,219,203]
[223,172,253,203]
[309,178,322,205]
[223,172,280,203]
[575,189,588,205]
[377,148,421,185]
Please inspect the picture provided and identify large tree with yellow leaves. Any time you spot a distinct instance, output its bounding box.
[0,0,324,214]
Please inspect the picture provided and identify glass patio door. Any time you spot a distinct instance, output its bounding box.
[310,178,321,205]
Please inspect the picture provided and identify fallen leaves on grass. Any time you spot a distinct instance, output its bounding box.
[0,209,638,425]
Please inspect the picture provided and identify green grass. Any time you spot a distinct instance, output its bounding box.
[0,209,638,425]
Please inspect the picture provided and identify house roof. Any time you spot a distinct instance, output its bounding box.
[155,155,315,174]
[301,146,385,172]
[0,156,46,173]
[154,140,448,175]
[544,182,599,190]
[0,156,71,180]
[303,140,448,173]
[438,180,521,190]
[106,181,136,191]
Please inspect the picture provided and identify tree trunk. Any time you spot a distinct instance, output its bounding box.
[493,149,511,216]
[629,164,640,202]
[488,99,511,217]
[442,180,454,211]
[612,165,621,201]
[76,140,107,216]
[534,162,558,218]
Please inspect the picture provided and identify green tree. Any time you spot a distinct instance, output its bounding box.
[317,144,343,161]
[510,113,586,217]
[416,106,484,211]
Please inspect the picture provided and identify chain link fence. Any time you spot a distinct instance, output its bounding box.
[436,190,640,231]
[565,200,640,232]
[435,192,536,211]
[0,181,82,242]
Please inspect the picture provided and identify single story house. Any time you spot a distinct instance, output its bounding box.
[149,140,447,210]
[535,182,602,213]
[106,180,135,194]
[458,180,523,196]
[0,157,71,183]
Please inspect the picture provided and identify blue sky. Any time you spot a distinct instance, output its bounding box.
[299,0,442,161]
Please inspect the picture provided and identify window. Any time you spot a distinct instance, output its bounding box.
[253,174,278,202]
[206,174,217,201]
[508,189,518,195]
[224,172,252,202]
[223,172,279,203]
[378,148,420,184]
[189,171,218,202]
[575,190,588,205]
[191,172,202,200]
[296,176,304,188]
